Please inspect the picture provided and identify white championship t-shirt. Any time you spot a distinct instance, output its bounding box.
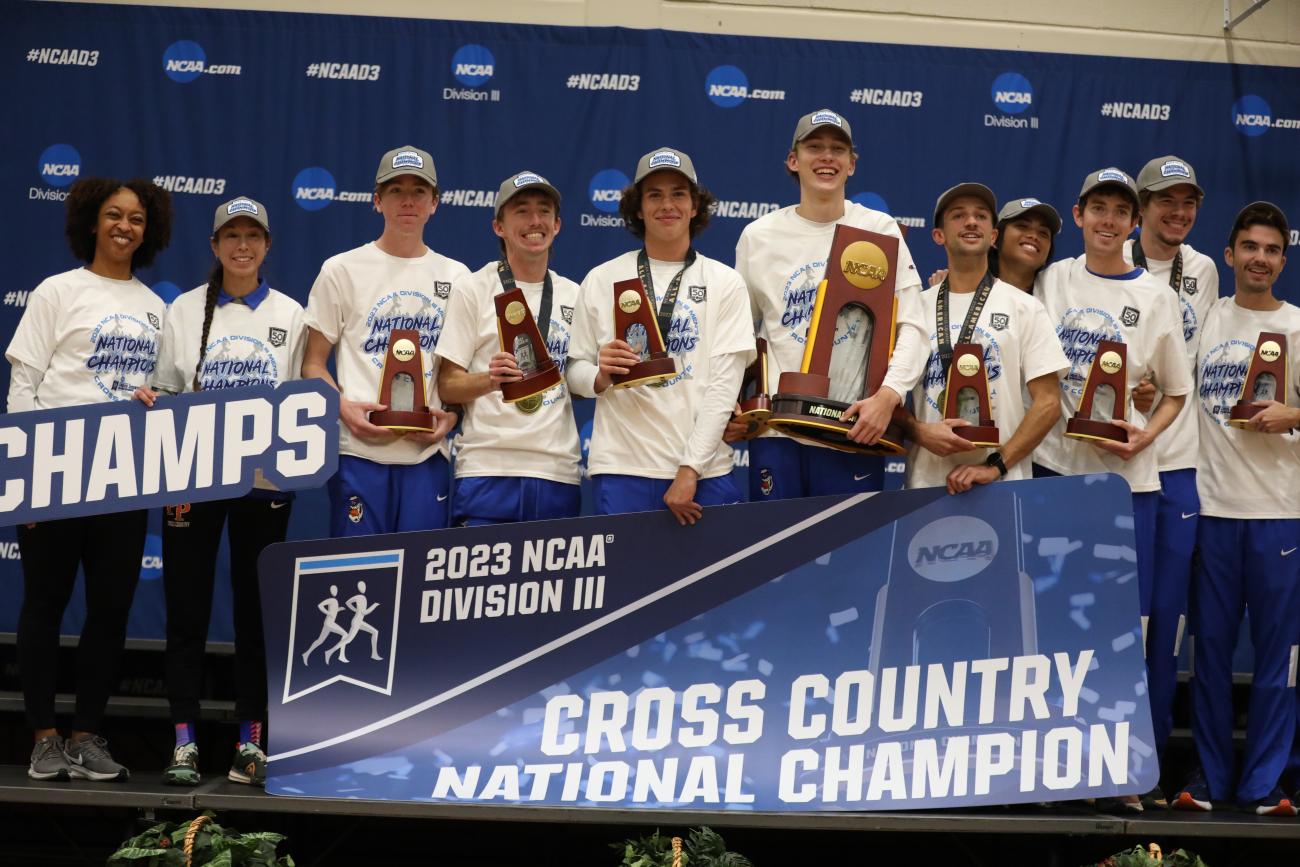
[735,201,927,443]
[1123,239,1220,472]
[1195,296,1300,519]
[1033,256,1192,493]
[435,262,581,485]
[304,242,470,465]
[567,249,755,480]
[154,283,305,394]
[6,267,164,408]
[905,278,1068,489]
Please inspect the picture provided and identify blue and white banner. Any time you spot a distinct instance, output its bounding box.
[260,475,1157,810]
[0,379,337,525]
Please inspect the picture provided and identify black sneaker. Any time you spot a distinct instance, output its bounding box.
[162,742,201,786]
[28,734,72,781]
[1095,794,1143,814]
[228,741,267,786]
[63,735,129,782]
[1171,768,1212,812]
[1241,786,1297,817]
[1140,784,1168,809]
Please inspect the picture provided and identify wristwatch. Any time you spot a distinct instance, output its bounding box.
[984,451,1008,478]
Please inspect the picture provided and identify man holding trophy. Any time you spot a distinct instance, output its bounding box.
[903,183,1066,494]
[302,145,468,536]
[566,147,754,524]
[733,109,927,499]
[436,171,582,525]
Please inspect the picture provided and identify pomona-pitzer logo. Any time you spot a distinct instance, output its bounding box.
[584,168,629,227]
[291,167,371,211]
[908,515,999,583]
[704,65,785,108]
[988,71,1039,129]
[162,40,241,83]
[284,549,402,702]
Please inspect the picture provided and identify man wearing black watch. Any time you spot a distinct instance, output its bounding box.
[903,183,1067,495]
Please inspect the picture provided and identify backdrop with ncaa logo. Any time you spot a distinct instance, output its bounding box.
[4,0,1299,643]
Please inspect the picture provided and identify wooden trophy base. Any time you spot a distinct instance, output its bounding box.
[501,363,562,403]
[611,355,676,389]
[370,408,436,433]
[734,395,772,440]
[954,423,1001,448]
[768,393,906,455]
[1065,415,1128,444]
[1228,402,1262,429]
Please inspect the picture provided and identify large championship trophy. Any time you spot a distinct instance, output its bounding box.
[943,342,1000,447]
[370,328,435,432]
[495,289,561,413]
[1229,331,1288,428]
[610,277,676,388]
[1065,340,1128,444]
[733,337,772,440]
[767,225,905,454]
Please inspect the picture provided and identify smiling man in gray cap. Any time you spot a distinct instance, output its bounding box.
[302,145,470,537]
[436,171,582,525]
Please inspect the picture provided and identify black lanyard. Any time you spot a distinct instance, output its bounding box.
[936,270,995,385]
[496,259,553,345]
[1130,241,1183,295]
[636,248,697,341]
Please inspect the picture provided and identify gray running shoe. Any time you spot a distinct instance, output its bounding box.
[63,735,129,782]
[28,734,72,781]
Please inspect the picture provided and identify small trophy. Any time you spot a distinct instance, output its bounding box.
[733,337,772,440]
[494,289,561,412]
[1065,339,1128,443]
[943,342,1000,447]
[1229,331,1288,429]
[370,328,435,431]
[767,224,905,454]
[610,276,676,388]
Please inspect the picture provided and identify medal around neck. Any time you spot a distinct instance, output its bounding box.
[370,328,435,432]
[610,276,676,388]
[494,288,561,407]
[1229,330,1287,429]
[944,342,1000,447]
[1064,339,1128,443]
[733,337,772,440]
[767,224,906,454]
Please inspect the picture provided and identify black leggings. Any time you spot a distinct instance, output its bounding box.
[17,510,148,732]
[163,495,292,724]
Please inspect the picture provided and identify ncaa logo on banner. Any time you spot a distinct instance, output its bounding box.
[38,143,81,188]
[283,549,403,703]
[452,44,495,86]
[850,191,890,214]
[991,71,1034,114]
[588,169,629,214]
[706,64,749,108]
[163,40,206,83]
[907,515,998,582]
[1232,94,1272,137]
[292,166,337,211]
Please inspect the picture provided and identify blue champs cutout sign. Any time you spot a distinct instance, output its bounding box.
[260,474,1156,811]
[0,379,337,525]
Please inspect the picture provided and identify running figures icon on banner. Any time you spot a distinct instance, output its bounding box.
[300,581,385,666]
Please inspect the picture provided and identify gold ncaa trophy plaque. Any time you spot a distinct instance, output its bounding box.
[494,289,561,412]
[767,225,905,454]
[943,342,1000,446]
[370,328,435,431]
[610,276,677,388]
[1229,331,1288,428]
[1065,339,1128,443]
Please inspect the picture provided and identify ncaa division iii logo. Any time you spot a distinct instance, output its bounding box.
[283,549,403,703]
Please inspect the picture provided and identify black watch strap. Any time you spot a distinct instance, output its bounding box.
[985,451,1008,477]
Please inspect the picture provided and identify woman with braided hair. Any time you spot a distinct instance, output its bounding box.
[135,197,304,787]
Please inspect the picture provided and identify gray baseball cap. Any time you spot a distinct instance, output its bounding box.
[633,147,698,186]
[375,145,438,187]
[933,182,998,228]
[791,109,853,149]
[495,171,561,216]
[997,197,1062,234]
[212,196,269,234]
[1136,155,1204,198]
[1078,167,1139,210]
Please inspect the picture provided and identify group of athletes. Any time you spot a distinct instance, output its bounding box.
[7,107,1299,818]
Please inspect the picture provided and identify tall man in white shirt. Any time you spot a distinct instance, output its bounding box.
[732,109,926,499]
[904,183,1066,494]
[436,171,582,525]
[1033,168,1192,811]
[1172,202,1300,816]
[302,146,468,536]
[1124,156,1220,779]
[567,147,754,524]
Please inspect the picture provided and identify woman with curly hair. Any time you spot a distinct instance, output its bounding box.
[5,176,172,783]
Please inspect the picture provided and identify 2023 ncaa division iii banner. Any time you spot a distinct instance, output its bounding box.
[259,474,1157,811]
